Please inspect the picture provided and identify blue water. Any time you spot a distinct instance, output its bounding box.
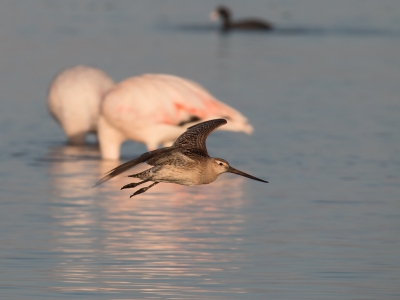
[0,0,400,299]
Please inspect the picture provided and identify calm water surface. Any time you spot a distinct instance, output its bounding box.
[0,0,400,299]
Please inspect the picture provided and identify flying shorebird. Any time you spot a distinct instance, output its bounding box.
[98,74,253,160]
[95,119,268,197]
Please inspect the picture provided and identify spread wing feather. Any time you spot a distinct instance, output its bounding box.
[94,148,170,186]
[172,119,227,155]
[147,150,196,166]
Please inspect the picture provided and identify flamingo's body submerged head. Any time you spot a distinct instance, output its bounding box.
[98,74,254,160]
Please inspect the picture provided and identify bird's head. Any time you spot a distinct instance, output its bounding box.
[212,158,231,174]
[210,5,231,22]
[212,158,268,183]
[216,6,231,19]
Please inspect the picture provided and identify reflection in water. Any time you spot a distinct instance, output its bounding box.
[46,145,246,297]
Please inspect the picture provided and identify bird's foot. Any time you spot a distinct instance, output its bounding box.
[129,182,159,198]
[121,178,151,190]
[130,187,148,198]
[121,182,141,190]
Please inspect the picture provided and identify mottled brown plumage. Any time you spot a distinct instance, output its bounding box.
[95,119,268,197]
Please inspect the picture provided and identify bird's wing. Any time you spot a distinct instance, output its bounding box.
[147,149,196,167]
[172,118,227,155]
[94,148,170,186]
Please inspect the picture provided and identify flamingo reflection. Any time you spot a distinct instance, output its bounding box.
[46,145,247,296]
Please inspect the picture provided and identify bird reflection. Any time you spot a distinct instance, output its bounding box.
[46,145,247,296]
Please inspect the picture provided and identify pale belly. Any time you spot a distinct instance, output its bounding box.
[151,165,217,186]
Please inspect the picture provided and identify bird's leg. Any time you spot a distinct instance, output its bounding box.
[130,182,159,198]
[121,179,150,190]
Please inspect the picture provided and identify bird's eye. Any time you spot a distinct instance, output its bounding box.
[219,162,223,166]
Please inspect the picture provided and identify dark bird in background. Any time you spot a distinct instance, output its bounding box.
[210,5,273,32]
[95,119,268,197]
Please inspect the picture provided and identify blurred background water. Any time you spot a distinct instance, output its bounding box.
[0,0,400,299]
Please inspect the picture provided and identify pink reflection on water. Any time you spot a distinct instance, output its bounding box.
[46,145,247,296]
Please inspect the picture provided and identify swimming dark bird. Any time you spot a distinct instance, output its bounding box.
[95,119,268,197]
[210,5,273,32]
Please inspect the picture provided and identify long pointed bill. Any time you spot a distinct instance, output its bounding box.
[228,167,268,183]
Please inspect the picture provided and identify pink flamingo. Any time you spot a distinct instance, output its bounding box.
[98,74,253,160]
[47,65,115,145]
